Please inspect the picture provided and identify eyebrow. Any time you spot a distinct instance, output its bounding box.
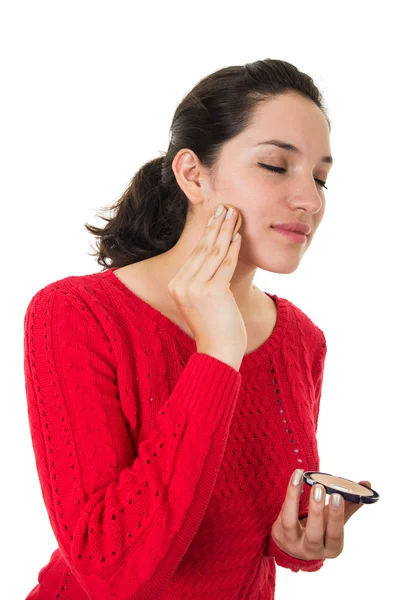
[255,138,333,165]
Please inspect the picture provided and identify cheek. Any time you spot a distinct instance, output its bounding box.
[233,168,269,197]
[238,211,273,240]
[241,194,275,226]
[313,207,325,231]
[221,175,276,229]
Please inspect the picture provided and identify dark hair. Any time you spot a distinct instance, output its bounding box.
[85,58,331,270]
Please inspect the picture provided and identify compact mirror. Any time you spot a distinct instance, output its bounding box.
[303,471,379,504]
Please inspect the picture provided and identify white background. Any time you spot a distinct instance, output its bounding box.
[1,1,395,598]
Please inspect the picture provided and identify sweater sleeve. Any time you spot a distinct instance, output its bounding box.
[312,330,327,434]
[24,286,241,600]
[263,331,328,573]
[265,534,325,572]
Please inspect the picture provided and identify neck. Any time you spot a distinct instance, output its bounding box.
[148,249,259,319]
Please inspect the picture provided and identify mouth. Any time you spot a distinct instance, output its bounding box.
[271,226,308,244]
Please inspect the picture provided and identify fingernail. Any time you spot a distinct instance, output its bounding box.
[292,469,303,486]
[215,205,225,218]
[225,206,234,220]
[314,485,324,502]
[331,493,342,508]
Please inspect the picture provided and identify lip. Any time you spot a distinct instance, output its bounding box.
[271,227,307,244]
[272,222,311,235]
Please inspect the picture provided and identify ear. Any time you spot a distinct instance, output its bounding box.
[172,149,206,205]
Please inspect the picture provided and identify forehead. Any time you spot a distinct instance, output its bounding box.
[232,92,331,155]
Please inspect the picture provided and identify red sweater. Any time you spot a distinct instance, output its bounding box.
[24,266,327,600]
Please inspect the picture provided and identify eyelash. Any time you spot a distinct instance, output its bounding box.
[258,163,328,189]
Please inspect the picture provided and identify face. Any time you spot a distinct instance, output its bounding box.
[204,92,332,274]
[164,91,332,309]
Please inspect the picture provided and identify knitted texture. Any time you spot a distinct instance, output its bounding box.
[23,266,327,600]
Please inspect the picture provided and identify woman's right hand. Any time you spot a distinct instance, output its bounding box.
[167,204,247,369]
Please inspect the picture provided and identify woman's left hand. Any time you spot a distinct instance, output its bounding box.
[270,469,371,561]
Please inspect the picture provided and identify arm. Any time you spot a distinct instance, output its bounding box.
[264,331,328,573]
[265,532,325,573]
[24,286,242,599]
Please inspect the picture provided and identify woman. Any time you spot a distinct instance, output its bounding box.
[24,58,370,599]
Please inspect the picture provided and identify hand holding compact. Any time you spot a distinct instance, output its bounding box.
[270,469,373,561]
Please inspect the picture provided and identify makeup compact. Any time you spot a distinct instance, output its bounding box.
[303,471,379,504]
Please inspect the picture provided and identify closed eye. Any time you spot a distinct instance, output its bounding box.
[258,163,328,189]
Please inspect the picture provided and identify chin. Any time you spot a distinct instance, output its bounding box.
[247,244,306,274]
[264,263,301,275]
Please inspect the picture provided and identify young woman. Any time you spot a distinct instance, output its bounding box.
[24,58,370,600]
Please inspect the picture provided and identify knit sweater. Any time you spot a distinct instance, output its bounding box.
[23,265,327,600]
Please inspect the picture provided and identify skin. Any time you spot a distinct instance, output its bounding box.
[149,90,332,319]
[271,471,372,561]
[148,90,373,560]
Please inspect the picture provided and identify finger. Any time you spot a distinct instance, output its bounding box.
[324,493,345,557]
[208,204,241,240]
[199,204,240,282]
[173,204,231,280]
[303,484,326,556]
[278,469,304,543]
[343,480,371,524]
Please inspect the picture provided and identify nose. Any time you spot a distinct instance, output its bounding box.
[289,183,324,215]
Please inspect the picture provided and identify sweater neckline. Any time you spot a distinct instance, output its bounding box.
[103,266,290,372]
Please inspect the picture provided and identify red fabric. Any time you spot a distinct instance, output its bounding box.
[24,266,327,600]
[266,534,325,573]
